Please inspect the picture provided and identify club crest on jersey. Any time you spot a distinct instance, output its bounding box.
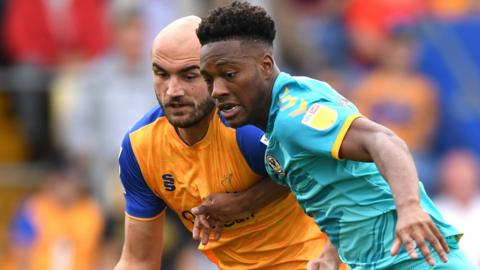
[266,155,285,176]
[301,103,338,131]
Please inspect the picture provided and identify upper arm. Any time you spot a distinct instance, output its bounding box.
[235,125,268,175]
[119,134,166,219]
[339,117,408,161]
[115,212,165,270]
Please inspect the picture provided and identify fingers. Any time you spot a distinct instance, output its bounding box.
[428,223,449,262]
[192,215,202,241]
[214,223,223,241]
[191,205,206,216]
[390,237,402,256]
[412,234,435,266]
[411,223,449,265]
[392,221,450,266]
[192,214,214,245]
[402,236,418,260]
[193,215,223,245]
[201,224,212,245]
[391,230,418,259]
[198,214,211,229]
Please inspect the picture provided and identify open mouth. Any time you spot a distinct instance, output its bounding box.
[219,103,238,112]
[218,103,240,119]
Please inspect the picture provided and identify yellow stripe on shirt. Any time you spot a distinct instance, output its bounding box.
[331,114,363,160]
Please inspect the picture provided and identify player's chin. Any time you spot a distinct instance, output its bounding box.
[166,114,197,128]
[223,112,250,128]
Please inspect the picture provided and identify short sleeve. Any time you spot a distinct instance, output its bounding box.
[284,98,362,160]
[235,125,268,175]
[119,134,166,220]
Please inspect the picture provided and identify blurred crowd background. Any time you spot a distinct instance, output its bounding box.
[0,0,479,269]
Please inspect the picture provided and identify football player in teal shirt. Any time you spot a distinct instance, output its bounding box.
[196,1,478,269]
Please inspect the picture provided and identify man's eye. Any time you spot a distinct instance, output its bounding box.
[225,71,237,78]
[204,78,213,86]
[184,74,198,81]
[154,70,168,78]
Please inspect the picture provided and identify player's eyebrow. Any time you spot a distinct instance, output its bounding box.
[179,65,200,73]
[152,62,166,72]
[152,63,200,74]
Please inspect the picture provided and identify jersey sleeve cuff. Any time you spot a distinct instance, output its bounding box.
[331,113,363,160]
[125,208,166,222]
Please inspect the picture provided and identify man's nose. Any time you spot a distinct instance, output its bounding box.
[166,77,184,97]
[211,79,229,99]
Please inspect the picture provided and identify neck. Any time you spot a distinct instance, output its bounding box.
[255,68,279,131]
[176,110,215,146]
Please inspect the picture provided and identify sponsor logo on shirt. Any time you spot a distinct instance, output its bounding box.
[301,103,338,131]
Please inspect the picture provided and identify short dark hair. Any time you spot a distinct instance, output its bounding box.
[197,1,276,47]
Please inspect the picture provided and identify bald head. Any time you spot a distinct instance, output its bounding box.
[152,16,201,57]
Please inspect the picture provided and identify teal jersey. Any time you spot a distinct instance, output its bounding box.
[264,72,461,269]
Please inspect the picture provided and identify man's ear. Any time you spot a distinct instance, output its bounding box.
[259,53,274,79]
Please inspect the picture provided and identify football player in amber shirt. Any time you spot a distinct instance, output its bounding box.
[114,16,346,270]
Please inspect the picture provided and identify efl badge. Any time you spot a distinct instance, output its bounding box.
[301,103,338,131]
[266,155,285,176]
[260,134,269,146]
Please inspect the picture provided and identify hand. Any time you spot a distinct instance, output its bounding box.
[192,214,223,246]
[191,192,249,245]
[191,192,250,223]
[307,257,340,270]
[391,205,449,266]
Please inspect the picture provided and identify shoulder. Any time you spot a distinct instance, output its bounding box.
[216,112,267,175]
[273,76,355,130]
[120,106,166,169]
[271,76,361,157]
[216,111,265,147]
[122,106,165,146]
[129,105,166,134]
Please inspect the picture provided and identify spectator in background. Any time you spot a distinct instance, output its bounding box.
[2,161,104,270]
[1,0,109,160]
[344,0,424,68]
[53,4,156,209]
[278,0,353,93]
[271,0,349,76]
[417,1,480,157]
[350,28,439,192]
[435,150,480,267]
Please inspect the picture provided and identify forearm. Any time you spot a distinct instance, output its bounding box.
[236,176,290,213]
[368,131,420,210]
[192,176,290,222]
[115,214,164,270]
[115,246,162,270]
[342,118,449,263]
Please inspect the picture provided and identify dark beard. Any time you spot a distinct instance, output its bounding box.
[161,97,215,128]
